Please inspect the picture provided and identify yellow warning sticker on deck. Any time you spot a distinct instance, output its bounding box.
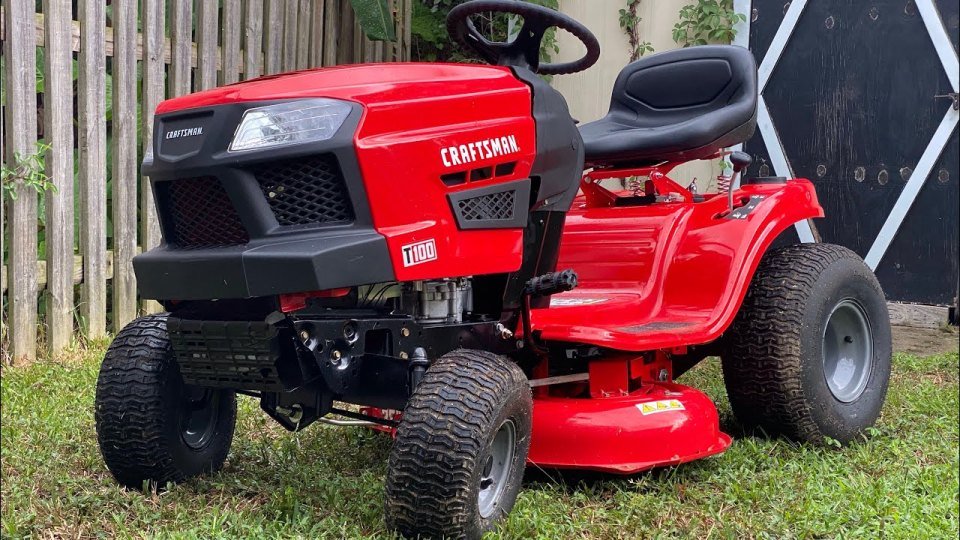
[636,399,685,415]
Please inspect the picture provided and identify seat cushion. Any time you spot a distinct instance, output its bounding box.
[579,46,758,167]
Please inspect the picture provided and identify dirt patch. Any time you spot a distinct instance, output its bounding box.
[892,325,959,356]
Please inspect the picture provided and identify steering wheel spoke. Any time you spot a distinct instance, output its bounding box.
[466,18,510,63]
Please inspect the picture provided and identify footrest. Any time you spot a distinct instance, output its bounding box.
[523,269,578,298]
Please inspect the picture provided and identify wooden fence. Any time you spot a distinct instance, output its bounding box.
[1,0,414,364]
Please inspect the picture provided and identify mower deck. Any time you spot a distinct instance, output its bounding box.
[529,382,731,474]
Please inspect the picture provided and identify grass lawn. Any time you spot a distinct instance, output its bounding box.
[1,338,957,539]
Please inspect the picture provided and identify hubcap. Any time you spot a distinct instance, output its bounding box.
[822,298,873,402]
[478,420,516,519]
[180,386,220,450]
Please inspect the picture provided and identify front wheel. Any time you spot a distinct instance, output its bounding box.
[95,314,237,488]
[722,243,892,444]
[384,349,532,539]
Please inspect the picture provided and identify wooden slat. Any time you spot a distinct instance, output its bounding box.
[403,0,412,61]
[170,0,193,95]
[243,0,264,79]
[389,0,400,61]
[2,253,116,295]
[111,0,138,331]
[264,0,283,74]
[197,0,219,90]
[222,0,242,84]
[4,0,39,362]
[352,12,363,64]
[296,0,311,70]
[322,0,339,66]
[363,35,376,64]
[338,1,355,65]
[141,0,165,315]
[77,0,108,339]
[310,0,325,67]
[42,0,75,352]
[283,0,299,71]
[77,0,107,338]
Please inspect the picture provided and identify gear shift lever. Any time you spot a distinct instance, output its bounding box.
[728,151,752,213]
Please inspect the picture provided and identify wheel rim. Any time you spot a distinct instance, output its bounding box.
[180,386,220,450]
[478,419,516,519]
[822,298,873,402]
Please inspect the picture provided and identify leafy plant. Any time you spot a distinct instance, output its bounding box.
[350,0,398,41]
[1,142,56,201]
[672,0,746,47]
[619,0,653,62]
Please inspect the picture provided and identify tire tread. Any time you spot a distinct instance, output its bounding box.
[723,243,864,442]
[384,349,530,539]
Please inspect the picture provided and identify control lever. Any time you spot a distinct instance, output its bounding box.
[520,269,578,355]
[728,151,752,213]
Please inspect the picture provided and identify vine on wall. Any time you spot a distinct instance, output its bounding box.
[619,0,654,62]
[672,0,746,47]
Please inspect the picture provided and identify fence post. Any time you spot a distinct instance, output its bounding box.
[197,0,219,90]
[42,0,76,353]
[111,0,139,332]
[141,0,165,315]
[78,0,108,340]
[296,0,311,70]
[170,0,193,96]
[244,0,265,79]
[322,0,340,66]
[264,0,283,74]
[338,1,355,65]
[222,0,242,84]
[403,0,413,61]
[283,0,299,71]
[4,0,40,363]
[310,0,325,67]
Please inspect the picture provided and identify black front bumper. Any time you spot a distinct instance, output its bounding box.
[135,230,392,300]
[135,99,396,300]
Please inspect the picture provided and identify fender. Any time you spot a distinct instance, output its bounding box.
[531,179,824,351]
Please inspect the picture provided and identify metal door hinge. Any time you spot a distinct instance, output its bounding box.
[934,92,959,111]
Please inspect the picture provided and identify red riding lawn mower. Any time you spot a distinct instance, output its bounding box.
[94,1,892,538]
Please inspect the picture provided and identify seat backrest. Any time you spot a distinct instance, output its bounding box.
[609,45,757,134]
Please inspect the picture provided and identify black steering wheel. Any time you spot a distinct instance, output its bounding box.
[446,0,600,75]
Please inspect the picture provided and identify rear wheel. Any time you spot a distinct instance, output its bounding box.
[384,349,532,539]
[722,243,892,444]
[95,314,237,488]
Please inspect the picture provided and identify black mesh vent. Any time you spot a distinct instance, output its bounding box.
[457,190,516,221]
[165,176,249,248]
[253,155,353,227]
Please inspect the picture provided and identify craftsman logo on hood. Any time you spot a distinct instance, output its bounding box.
[165,126,204,140]
[441,135,520,168]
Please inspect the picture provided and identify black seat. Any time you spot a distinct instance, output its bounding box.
[579,45,757,167]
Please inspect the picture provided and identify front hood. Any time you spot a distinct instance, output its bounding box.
[156,63,522,114]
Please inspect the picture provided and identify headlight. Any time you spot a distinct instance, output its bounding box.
[228,98,353,152]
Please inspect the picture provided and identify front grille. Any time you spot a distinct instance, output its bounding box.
[167,318,285,391]
[253,154,353,227]
[165,176,250,248]
[457,189,517,221]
